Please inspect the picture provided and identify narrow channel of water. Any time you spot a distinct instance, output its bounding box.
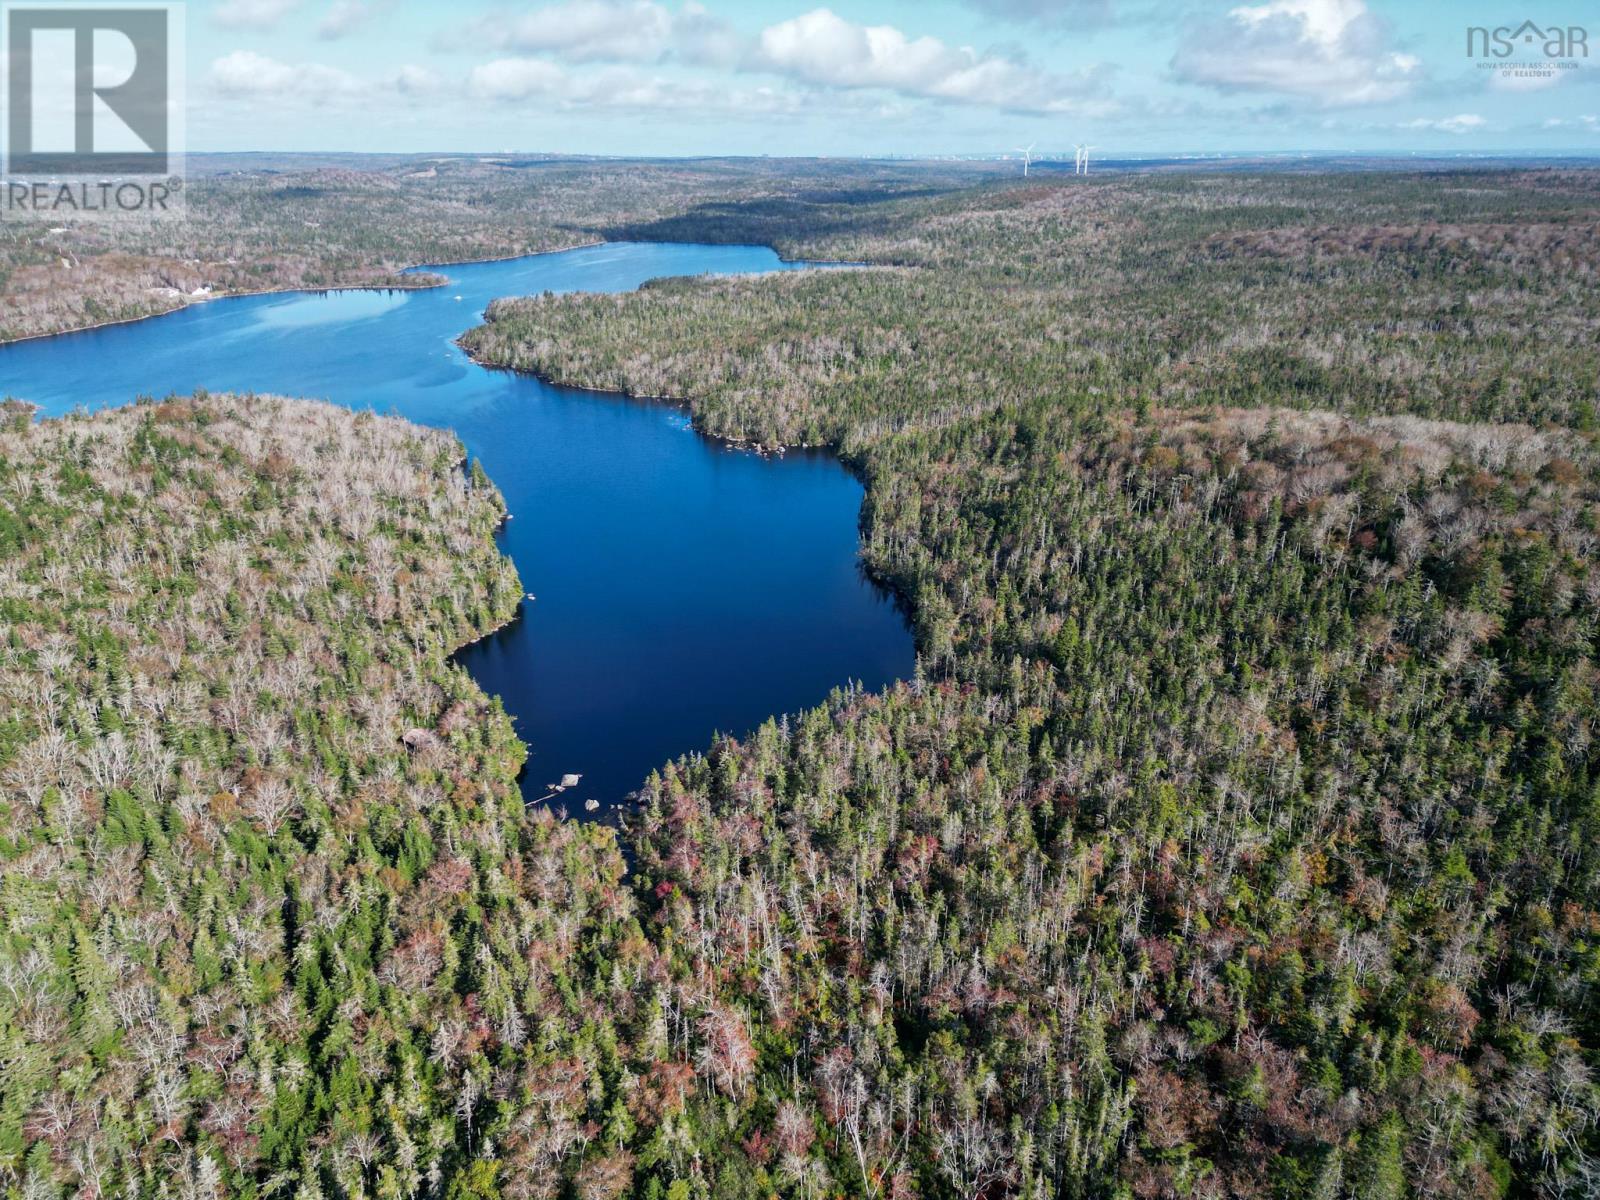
[0,242,915,814]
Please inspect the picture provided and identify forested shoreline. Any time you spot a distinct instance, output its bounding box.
[0,397,646,1199]
[4,167,1600,1199]
[0,158,982,344]
[464,170,1600,1198]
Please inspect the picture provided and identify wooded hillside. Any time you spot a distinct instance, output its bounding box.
[465,170,1600,1199]
[7,166,1600,1200]
[0,396,644,1199]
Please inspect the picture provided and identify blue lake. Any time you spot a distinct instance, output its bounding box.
[0,242,914,815]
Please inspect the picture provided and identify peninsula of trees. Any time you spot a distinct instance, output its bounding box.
[0,157,974,344]
[0,396,638,1199]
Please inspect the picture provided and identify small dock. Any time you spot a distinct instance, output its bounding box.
[534,773,582,804]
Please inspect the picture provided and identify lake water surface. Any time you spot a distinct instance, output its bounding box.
[0,242,914,814]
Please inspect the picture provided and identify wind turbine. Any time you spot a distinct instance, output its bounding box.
[1014,142,1036,177]
[1076,144,1097,175]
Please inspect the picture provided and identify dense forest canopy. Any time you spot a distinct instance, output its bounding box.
[3,165,1600,1200]
[0,158,985,343]
[465,169,1600,1198]
[0,397,643,1200]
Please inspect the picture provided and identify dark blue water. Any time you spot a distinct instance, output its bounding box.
[0,242,913,815]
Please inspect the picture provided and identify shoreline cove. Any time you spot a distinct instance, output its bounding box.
[0,239,916,814]
[452,331,923,652]
[0,237,610,348]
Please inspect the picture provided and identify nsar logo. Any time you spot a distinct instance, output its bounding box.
[1466,19,1589,87]
[1467,19,1589,58]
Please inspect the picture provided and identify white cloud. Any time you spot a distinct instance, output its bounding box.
[1172,0,1421,106]
[492,0,671,61]
[213,0,301,31]
[209,52,457,106]
[469,57,568,101]
[582,68,804,112]
[454,4,1113,114]
[208,50,361,99]
[393,64,446,96]
[754,8,1107,113]
[1542,114,1599,131]
[1401,113,1485,134]
[318,0,385,40]
[446,1,741,67]
[961,0,1116,28]
[467,57,804,115]
[673,3,746,67]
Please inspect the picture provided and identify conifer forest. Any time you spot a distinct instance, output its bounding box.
[4,161,1600,1200]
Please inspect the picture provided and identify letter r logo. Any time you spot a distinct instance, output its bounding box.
[4,4,171,173]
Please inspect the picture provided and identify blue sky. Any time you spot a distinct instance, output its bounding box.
[182,0,1600,154]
